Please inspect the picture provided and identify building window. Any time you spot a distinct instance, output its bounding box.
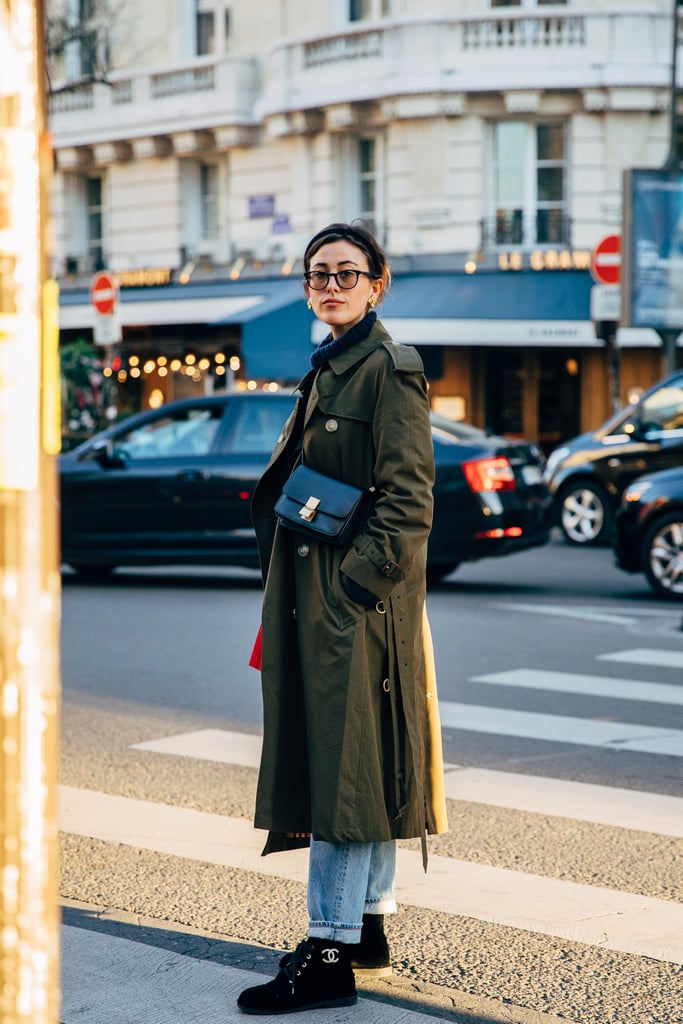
[86,175,104,269]
[196,11,214,54]
[489,121,567,247]
[349,0,390,21]
[355,137,386,240]
[79,0,97,77]
[200,163,219,240]
[64,172,106,272]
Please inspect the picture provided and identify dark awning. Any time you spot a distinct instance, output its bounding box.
[58,268,602,381]
[311,270,599,348]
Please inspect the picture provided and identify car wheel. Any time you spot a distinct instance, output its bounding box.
[426,563,459,583]
[558,482,612,545]
[641,513,683,599]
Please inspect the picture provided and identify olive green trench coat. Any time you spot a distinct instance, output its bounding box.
[251,319,448,857]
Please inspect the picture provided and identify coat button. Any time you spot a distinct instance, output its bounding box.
[297,544,310,558]
[325,419,338,432]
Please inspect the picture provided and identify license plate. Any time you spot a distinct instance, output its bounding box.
[521,464,542,485]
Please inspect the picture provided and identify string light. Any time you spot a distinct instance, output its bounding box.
[97,349,253,394]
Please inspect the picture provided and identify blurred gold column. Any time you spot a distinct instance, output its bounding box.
[1,2,61,1022]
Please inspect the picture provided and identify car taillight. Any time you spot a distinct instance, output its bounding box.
[462,456,516,492]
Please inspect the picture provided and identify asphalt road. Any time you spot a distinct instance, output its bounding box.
[59,534,683,1024]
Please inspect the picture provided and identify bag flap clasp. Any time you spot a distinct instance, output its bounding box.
[299,495,321,521]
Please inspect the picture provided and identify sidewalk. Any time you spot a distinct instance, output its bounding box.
[60,901,578,1024]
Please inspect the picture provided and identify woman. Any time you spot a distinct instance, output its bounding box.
[238,223,447,1015]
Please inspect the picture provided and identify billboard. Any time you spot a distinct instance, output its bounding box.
[623,167,683,330]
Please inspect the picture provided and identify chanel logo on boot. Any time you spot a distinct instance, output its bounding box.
[321,947,340,964]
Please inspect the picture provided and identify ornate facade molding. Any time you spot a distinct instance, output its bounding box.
[503,90,542,114]
[172,130,216,154]
[131,136,173,159]
[54,146,93,170]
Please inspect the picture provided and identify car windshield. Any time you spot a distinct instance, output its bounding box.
[597,372,683,438]
[115,407,222,459]
[429,412,486,445]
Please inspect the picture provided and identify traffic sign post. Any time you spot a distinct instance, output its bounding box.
[590,233,621,286]
[90,271,122,346]
[90,271,119,316]
[590,234,622,414]
[590,284,621,322]
[93,310,122,346]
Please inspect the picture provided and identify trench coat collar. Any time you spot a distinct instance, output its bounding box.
[324,319,392,375]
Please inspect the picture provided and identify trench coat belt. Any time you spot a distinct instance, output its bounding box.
[387,588,430,870]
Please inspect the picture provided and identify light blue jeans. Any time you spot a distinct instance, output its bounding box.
[307,838,397,944]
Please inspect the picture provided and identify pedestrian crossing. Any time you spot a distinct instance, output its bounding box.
[60,643,683,1023]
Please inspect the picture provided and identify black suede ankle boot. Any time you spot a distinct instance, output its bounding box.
[348,913,392,977]
[237,937,357,1015]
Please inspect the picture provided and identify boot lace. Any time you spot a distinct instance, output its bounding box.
[282,939,314,994]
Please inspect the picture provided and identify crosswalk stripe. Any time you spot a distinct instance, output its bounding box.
[471,668,683,705]
[438,702,683,756]
[494,602,639,626]
[444,767,683,837]
[132,729,263,768]
[132,729,683,837]
[58,786,683,966]
[62,923,453,1024]
[599,648,683,671]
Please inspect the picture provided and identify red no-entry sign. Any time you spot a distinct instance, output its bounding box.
[590,234,621,286]
[90,272,118,316]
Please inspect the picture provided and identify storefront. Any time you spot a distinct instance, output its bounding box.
[58,266,667,449]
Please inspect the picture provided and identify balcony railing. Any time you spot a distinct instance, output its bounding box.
[462,14,586,51]
[481,211,572,250]
[49,8,675,149]
[303,29,383,68]
[259,8,673,118]
[49,56,259,147]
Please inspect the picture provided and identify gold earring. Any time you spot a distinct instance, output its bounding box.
[307,298,313,310]
[368,294,377,308]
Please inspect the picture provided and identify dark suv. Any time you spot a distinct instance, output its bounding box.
[543,371,683,545]
[59,393,551,580]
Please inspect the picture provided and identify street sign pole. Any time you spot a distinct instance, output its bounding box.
[590,235,622,412]
[90,273,122,416]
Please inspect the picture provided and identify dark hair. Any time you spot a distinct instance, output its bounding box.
[303,222,391,298]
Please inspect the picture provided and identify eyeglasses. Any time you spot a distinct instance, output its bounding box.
[304,269,377,290]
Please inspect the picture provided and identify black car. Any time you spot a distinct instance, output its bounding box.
[614,466,683,599]
[543,370,683,545]
[59,393,551,581]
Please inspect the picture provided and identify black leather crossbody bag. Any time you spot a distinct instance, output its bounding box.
[275,463,375,548]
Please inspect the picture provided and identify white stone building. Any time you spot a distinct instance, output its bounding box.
[48,0,681,446]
